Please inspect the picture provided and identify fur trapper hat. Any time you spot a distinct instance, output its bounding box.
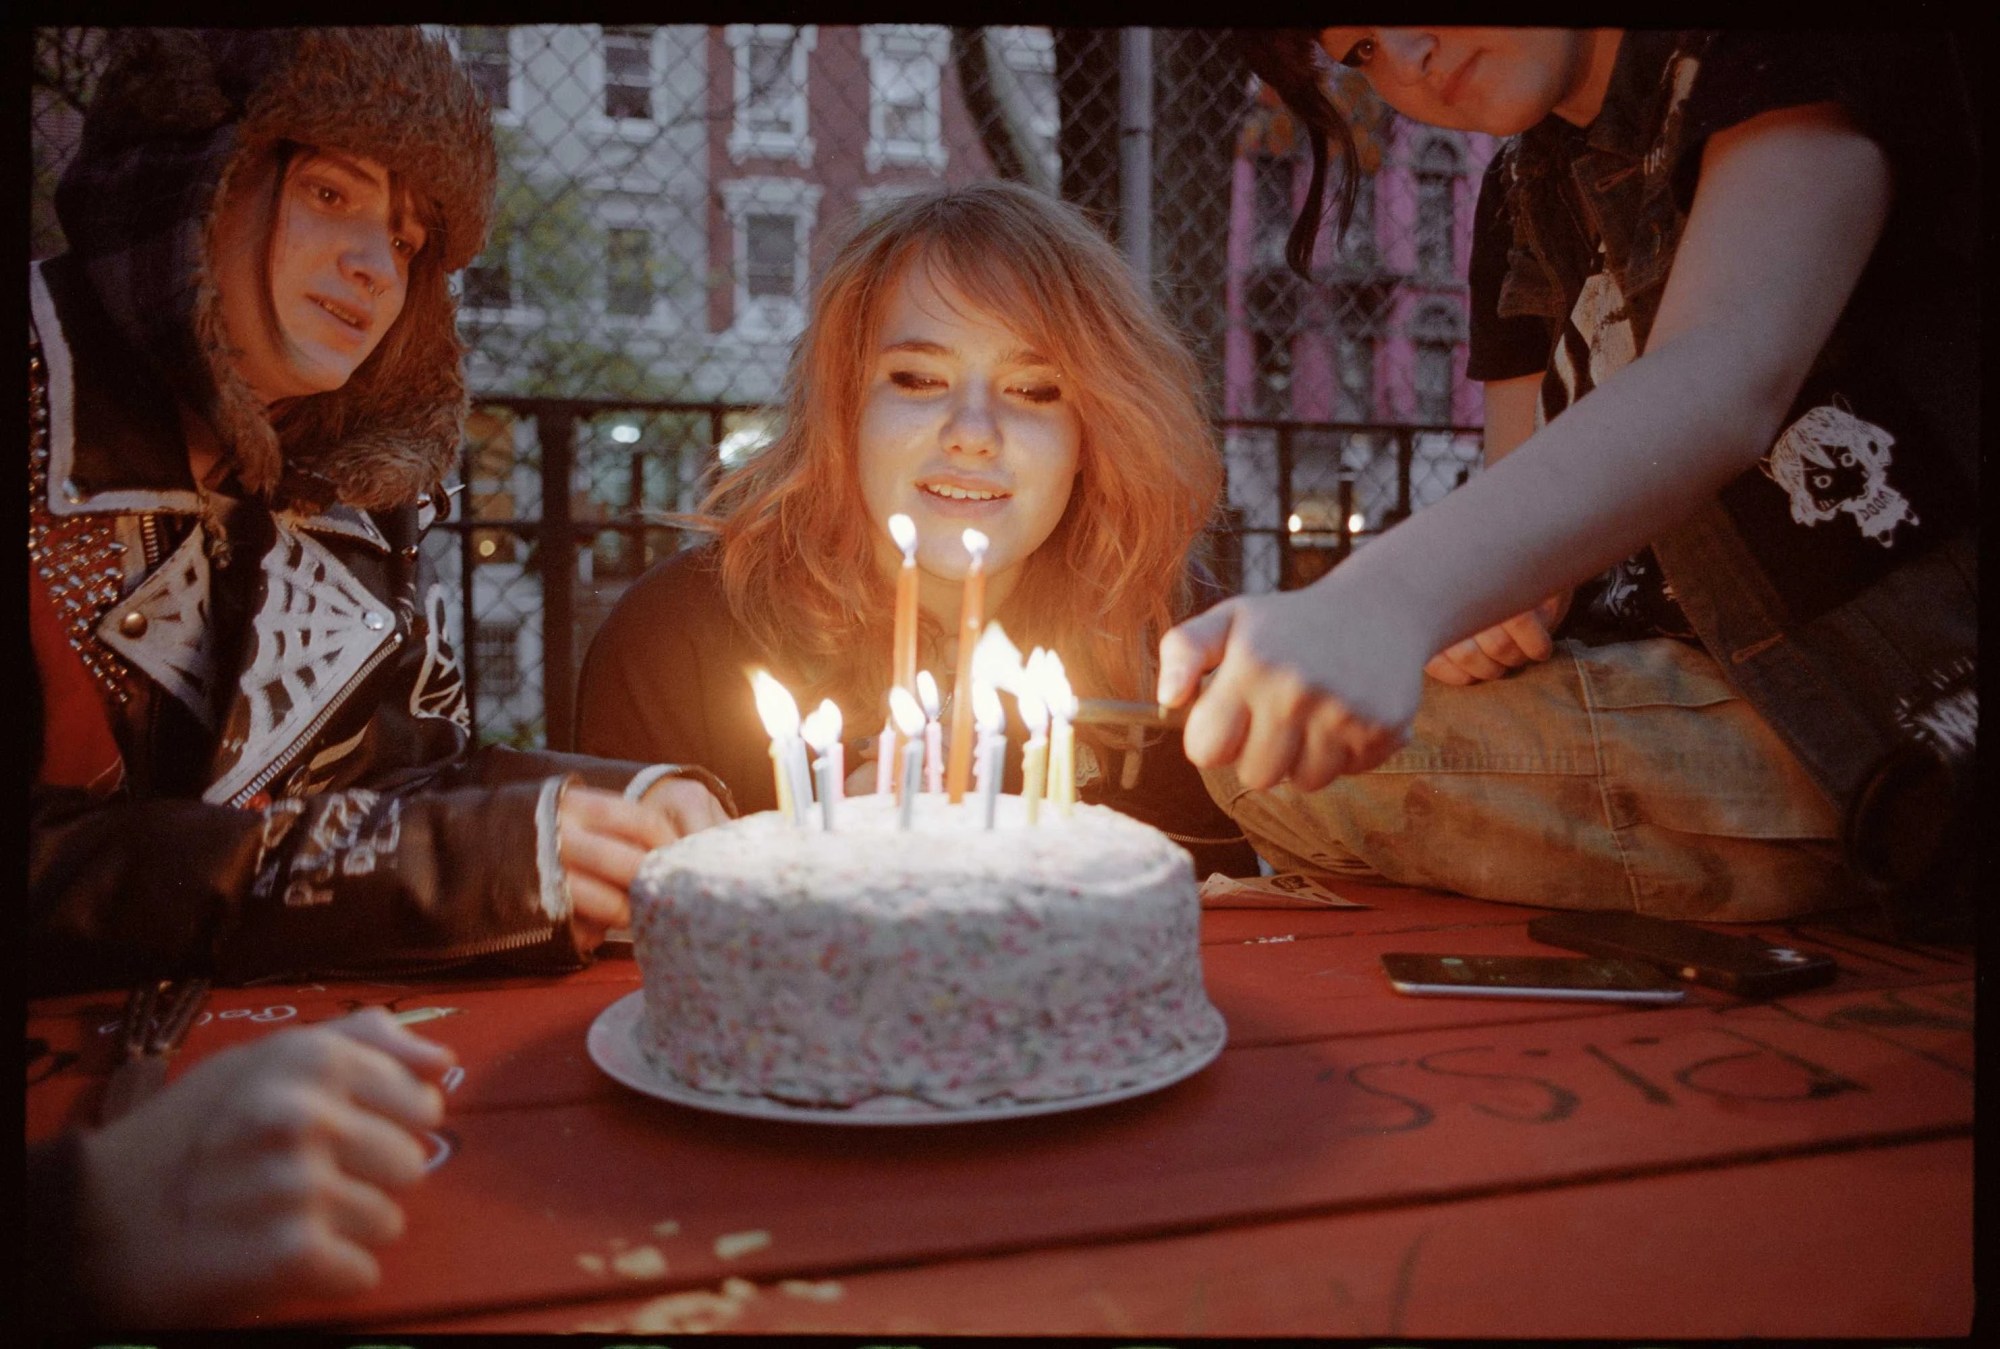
[55,27,497,511]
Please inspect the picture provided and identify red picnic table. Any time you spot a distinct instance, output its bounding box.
[24,879,1973,1337]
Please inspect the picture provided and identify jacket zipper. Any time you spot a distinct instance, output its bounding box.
[237,922,565,986]
[225,631,402,808]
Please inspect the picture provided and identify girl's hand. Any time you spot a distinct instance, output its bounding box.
[1423,590,1571,685]
[558,781,727,950]
[1157,574,1428,791]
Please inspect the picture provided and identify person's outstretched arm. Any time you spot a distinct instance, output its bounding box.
[1160,103,1891,791]
[1420,372,1574,685]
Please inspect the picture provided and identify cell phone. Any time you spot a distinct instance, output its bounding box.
[1527,911,1837,997]
[1380,952,1687,1004]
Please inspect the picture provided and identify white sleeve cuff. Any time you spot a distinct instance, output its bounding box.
[534,776,572,924]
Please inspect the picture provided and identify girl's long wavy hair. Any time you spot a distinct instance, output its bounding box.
[704,180,1222,723]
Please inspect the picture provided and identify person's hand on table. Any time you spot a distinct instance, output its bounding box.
[1423,590,1571,685]
[76,1008,455,1326]
[1158,576,1428,792]
[559,779,729,951]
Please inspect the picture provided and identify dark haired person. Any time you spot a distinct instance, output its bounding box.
[1161,30,1974,927]
[29,28,730,993]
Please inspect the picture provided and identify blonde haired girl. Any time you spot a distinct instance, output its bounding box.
[578,180,1254,875]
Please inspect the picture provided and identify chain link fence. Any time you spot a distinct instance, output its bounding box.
[32,25,1494,748]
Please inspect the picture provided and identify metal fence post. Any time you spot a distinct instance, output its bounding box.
[1396,427,1416,524]
[535,405,578,753]
[457,434,480,718]
[1275,422,1294,589]
[1118,27,1153,288]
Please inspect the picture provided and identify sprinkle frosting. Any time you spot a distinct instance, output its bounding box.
[631,795,1224,1109]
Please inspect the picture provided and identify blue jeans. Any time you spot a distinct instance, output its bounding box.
[1201,638,1850,921]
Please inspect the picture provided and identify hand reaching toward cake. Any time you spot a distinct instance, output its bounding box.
[558,781,729,949]
[74,1009,454,1324]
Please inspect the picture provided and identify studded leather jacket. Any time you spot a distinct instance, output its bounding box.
[28,259,723,992]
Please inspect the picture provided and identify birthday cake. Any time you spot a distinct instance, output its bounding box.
[628,793,1224,1111]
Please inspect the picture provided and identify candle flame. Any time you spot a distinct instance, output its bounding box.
[973,680,1005,732]
[1016,660,1048,736]
[1041,650,1077,721]
[915,669,941,719]
[961,527,988,563]
[750,669,801,737]
[800,699,842,751]
[888,685,926,737]
[972,621,1024,692]
[888,513,917,558]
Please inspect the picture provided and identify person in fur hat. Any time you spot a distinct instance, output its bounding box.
[28,27,731,993]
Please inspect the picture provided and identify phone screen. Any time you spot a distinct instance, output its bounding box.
[1381,952,1687,1003]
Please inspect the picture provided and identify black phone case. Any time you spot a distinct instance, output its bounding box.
[1527,911,1837,996]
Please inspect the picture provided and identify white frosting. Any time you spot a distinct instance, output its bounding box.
[630,794,1223,1109]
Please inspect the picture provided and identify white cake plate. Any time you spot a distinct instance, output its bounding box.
[588,990,1226,1127]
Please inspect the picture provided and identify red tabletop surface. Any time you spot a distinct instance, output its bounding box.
[25,879,1973,1337]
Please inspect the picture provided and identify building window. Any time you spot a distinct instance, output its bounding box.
[1245,270,1302,419]
[1411,300,1464,424]
[1414,137,1463,276]
[455,27,512,112]
[727,25,817,167]
[1416,175,1453,275]
[1335,329,1375,422]
[1251,327,1293,418]
[744,215,794,299]
[862,26,948,172]
[721,177,822,339]
[1335,171,1377,264]
[1415,342,1454,423]
[605,227,653,317]
[1252,154,1295,270]
[993,27,1058,185]
[472,621,521,699]
[602,26,654,121]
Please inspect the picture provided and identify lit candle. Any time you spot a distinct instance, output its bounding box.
[916,670,944,794]
[944,528,988,803]
[1017,659,1050,825]
[888,686,926,831]
[888,513,920,803]
[1044,651,1078,817]
[973,680,1006,830]
[801,699,843,831]
[888,513,919,696]
[751,670,810,825]
[874,713,895,797]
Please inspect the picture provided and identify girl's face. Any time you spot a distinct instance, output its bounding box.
[213,148,427,404]
[855,262,1082,614]
[1317,27,1610,135]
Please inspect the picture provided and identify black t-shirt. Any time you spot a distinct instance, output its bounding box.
[1468,31,1977,645]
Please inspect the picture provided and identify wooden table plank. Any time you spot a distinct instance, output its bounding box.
[390,1135,1970,1338]
[251,975,1969,1328]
